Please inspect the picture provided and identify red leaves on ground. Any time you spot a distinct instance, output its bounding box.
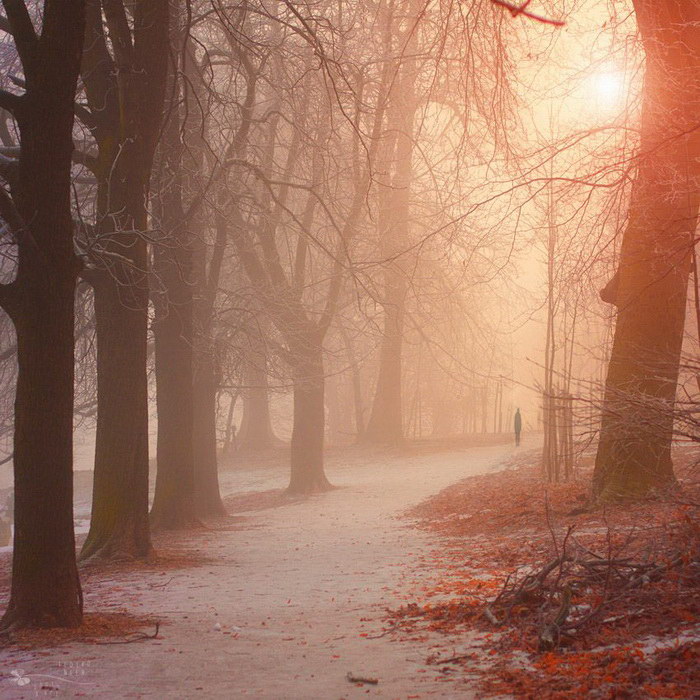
[2,612,160,650]
[388,448,700,698]
[483,640,700,700]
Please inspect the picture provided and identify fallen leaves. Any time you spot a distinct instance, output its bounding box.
[1,612,161,651]
[387,447,700,698]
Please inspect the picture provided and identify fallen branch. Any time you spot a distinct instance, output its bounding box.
[91,622,160,645]
[346,671,379,685]
[483,605,500,625]
[365,627,395,639]
[539,585,572,651]
[437,652,477,664]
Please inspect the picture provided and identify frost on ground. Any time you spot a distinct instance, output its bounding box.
[0,438,524,699]
[389,446,700,699]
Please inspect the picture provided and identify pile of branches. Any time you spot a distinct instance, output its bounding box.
[482,521,700,651]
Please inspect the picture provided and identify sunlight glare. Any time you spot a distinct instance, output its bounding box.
[591,71,625,109]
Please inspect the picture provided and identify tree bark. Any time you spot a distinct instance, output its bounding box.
[365,282,406,443]
[193,347,226,516]
[288,332,332,494]
[81,156,154,560]
[191,214,225,518]
[341,327,365,439]
[150,39,200,529]
[593,0,700,500]
[364,14,418,444]
[5,278,82,627]
[80,0,169,558]
[152,280,198,528]
[1,0,85,628]
[238,351,277,451]
[150,211,198,529]
[81,279,151,559]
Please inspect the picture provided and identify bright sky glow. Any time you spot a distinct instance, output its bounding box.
[591,71,625,108]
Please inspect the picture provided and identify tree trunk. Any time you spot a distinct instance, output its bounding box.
[193,348,226,517]
[4,279,82,628]
[593,0,700,500]
[80,154,153,560]
[341,327,365,439]
[238,352,277,451]
[222,393,238,456]
[0,0,85,628]
[79,0,169,559]
[365,274,406,443]
[81,278,151,559]
[364,28,417,445]
[288,333,332,494]
[150,57,199,530]
[191,213,225,518]
[151,236,198,529]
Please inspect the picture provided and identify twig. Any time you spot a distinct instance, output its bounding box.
[91,622,160,645]
[483,605,500,625]
[539,585,571,651]
[490,0,565,27]
[437,653,476,664]
[346,671,379,684]
[365,627,394,639]
[148,577,175,589]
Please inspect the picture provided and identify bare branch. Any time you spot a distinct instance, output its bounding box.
[2,0,38,74]
[0,89,21,115]
[490,0,565,27]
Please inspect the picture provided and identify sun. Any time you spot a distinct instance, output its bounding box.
[591,71,625,108]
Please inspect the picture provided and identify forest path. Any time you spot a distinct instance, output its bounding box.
[1,438,535,699]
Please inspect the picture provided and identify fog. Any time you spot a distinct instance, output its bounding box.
[0,1,697,697]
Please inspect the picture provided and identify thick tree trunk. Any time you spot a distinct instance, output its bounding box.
[593,0,700,500]
[151,240,199,529]
[341,328,365,439]
[80,155,153,561]
[4,279,82,628]
[1,0,85,628]
[150,70,200,529]
[191,220,225,518]
[364,32,417,445]
[79,0,169,559]
[81,278,151,559]
[193,348,226,517]
[365,281,406,443]
[288,334,332,494]
[326,367,354,446]
[238,353,277,451]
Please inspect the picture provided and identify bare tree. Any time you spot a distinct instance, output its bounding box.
[78,0,169,559]
[150,11,199,529]
[594,0,700,500]
[0,0,85,629]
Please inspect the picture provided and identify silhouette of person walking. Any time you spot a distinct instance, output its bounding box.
[514,408,522,446]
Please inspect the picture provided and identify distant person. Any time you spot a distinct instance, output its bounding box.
[514,408,522,446]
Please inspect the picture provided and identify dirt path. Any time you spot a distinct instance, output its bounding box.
[0,439,533,699]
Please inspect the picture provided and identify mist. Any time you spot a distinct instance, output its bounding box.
[0,1,697,698]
